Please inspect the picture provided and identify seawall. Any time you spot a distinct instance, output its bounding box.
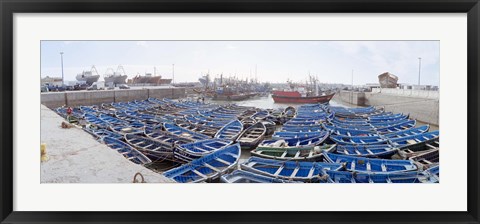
[337,89,439,126]
[41,87,187,108]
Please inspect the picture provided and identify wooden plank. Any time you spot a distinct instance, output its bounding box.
[192,169,208,178]
[203,163,221,172]
[216,158,232,166]
[273,165,285,176]
[290,167,300,178]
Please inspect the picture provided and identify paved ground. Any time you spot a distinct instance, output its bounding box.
[40,104,174,183]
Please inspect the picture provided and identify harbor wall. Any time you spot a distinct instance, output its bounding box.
[336,89,439,126]
[337,91,366,106]
[41,87,186,108]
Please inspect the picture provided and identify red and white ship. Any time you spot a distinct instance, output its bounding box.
[271,77,335,104]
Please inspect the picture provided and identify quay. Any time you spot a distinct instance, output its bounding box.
[40,104,173,183]
[41,86,187,108]
[336,88,439,126]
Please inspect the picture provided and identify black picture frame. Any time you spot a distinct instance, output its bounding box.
[1,0,479,223]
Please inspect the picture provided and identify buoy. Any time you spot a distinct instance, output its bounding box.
[41,143,49,162]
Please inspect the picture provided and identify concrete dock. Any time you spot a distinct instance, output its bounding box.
[41,86,187,108]
[40,104,173,183]
[336,88,439,126]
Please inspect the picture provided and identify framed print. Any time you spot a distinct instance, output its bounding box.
[1,0,479,223]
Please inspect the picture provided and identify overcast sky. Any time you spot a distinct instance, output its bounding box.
[41,41,439,86]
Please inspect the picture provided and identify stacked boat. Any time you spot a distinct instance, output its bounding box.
[55,98,440,184]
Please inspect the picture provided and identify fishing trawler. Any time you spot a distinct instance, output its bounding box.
[76,66,100,85]
[104,65,128,85]
[272,76,335,104]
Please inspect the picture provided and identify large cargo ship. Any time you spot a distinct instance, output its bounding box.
[104,65,128,85]
[76,66,100,85]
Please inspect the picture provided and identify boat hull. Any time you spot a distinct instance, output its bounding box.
[272,93,335,104]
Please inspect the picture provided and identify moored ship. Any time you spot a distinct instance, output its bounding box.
[76,66,100,85]
[129,67,172,85]
[104,65,128,85]
[272,76,335,104]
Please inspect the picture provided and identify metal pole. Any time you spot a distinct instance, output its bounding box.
[351,69,354,104]
[418,57,422,86]
[60,52,64,86]
[172,64,175,84]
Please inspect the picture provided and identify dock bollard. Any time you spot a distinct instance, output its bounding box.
[41,143,49,162]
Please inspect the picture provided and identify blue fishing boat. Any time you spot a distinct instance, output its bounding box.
[124,134,176,160]
[220,170,297,183]
[422,165,439,183]
[174,138,233,162]
[323,152,418,173]
[98,114,128,125]
[109,121,145,135]
[144,126,192,145]
[330,135,388,145]
[323,123,377,136]
[103,136,152,165]
[335,144,398,158]
[323,170,425,183]
[251,144,335,161]
[369,113,408,121]
[389,131,439,149]
[240,157,343,182]
[84,126,123,140]
[280,125,323,132]
[258,134,329,149]
[163,143,241,183]
[376,120,416,134]
[272,131,325,139]
[84,113,110,128]
[164,123,211,141]
[371,118,412,128]
[382,125,429,139]
[214,119,244,140]
[235,122,266,149]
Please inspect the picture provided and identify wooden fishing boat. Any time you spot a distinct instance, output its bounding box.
[174,119,219,137]
[382,125,429,139]
[335,144,398,158]
[84,125,123,140]
[214,119,243,140]
[240,117,257,129]
[143,127,193,155]
[235,122,266,149]
[369,113,408,121]
[84,113,110,129]
[174,138,233,162]
[408,148,439,168]
[251,144,335,161]
[258,133,329,149]
[376,120,416,134]
[323,152,418,174]
[281,125,323,132]
[389,131,439,149]
[371,118,412,128]
[163,123,211,141]
[163,143,241,183]
[103,136,152,165]
[240,157,343,182]
[329,135,388,145]
[323,123,377,136]
[272,131,325,139]
[323,170,425,183]
[422,164,439,183]
[99,114,129,126]
[109,122,145,135]
[124,134,176,160]
[261,120,276,136]
[220,170,297,183]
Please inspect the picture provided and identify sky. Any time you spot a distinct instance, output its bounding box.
[41,41,439,86]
